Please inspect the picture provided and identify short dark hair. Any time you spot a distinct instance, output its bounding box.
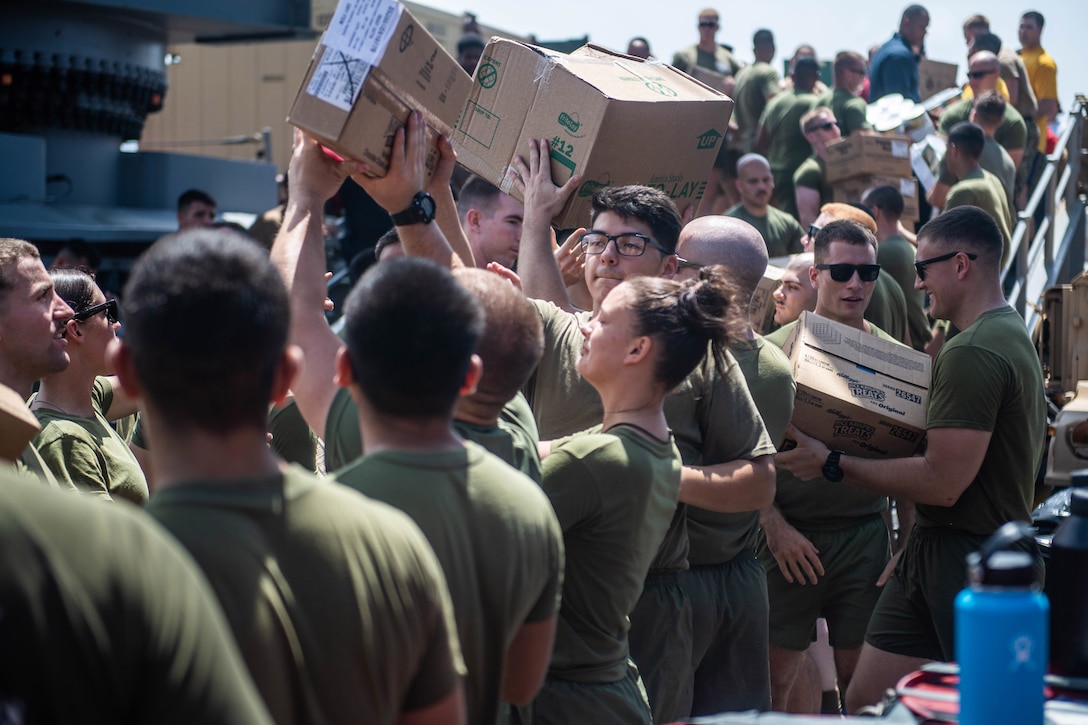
[54,239,102,272]
[948,121,985,160]
[50,268,99,316]
[753,29,774,45]
[1021,10,1044,28]
[177,188,216,213]
[590,185,682,254]
[971,32,1002,55]
[373,227,401,262]
[903,4,929,22]
[0,238,41,301]
[456,175,505,222]
[123,228,288,433]
[963,14,989,33]
[813,219,878,264]
[917,205,1002,267]
[861,185,905,219]
[627,264,743,390]
[452,268,543,407]
[342,257,483,419]
[972,91,1006,127]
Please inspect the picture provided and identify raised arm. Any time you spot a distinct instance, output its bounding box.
[269,130,359,440]
[508,138,581,310]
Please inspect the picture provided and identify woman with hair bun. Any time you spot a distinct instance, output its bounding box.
[31,269,148,505]
[521,266,743,724]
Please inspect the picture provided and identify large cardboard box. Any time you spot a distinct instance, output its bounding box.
[832,175,919,221]
[452,39,734,229]
[287,0,472,179]
[781,312,931,458]
[825,134,913,183]
[750,262,786,335]
[918,59,959,101]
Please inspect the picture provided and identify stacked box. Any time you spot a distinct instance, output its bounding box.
[825,134,913,184]
[780,311,931,458]
[833,174,920,221]
[288,0,472,179]
[452,39,734,228]
[918,59,959,101]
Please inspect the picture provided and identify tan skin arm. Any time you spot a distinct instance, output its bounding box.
[679,453,775,512]
[501,617,558,705]
[396,686,466,725]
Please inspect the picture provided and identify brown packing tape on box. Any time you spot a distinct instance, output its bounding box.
[0,383,39,463]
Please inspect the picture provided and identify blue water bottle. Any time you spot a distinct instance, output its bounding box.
[955,521,1048,725]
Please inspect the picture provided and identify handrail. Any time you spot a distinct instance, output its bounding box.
[1006,95,1087,332]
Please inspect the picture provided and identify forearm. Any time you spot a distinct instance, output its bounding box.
[519,210,574,309]
[431,179,472,269]
[679,454,775,512]
[1037,99,1058,124]
[840,454,959,506]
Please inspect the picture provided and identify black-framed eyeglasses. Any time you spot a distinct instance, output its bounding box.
[914,251,977,281]
[815,263,881,282]
[72,298,119,324]
[698,20,719,27]
[676,256,704,271]
[807,224,822,239]
[804,121,836,134]
[579,231,668,257]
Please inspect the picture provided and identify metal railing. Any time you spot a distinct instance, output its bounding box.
[1006,96,1087,330]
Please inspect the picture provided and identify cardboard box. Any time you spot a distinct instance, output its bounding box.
[452,39,734,229]
[287,0,472,179]
[918,59,959,101]
[781,311,931,458]
[833,175,919,221]
[751,262,786,334]
[825,134,913,183]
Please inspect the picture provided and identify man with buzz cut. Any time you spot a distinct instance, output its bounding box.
[1019,10,1058,157]
[763,220,899,714]
[725,153,805,257]
[731,30,781,155]
[273,124,564,725]
[119,228,467,725]
[794,107,843,229]
[870,5,930,102]
[941,122,1012,262]
[671,8,742,80]
[819,51,873,137]
[777,206,1046,714]
[176,188,217,231]
[456,175,525,269]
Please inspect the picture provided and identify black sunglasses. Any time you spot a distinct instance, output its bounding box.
[914,251,978,280]
[815,263,881,282]
[72,298,119,324]
[967,70,995,79]
[698,20,718,27]
[807,224,822,238]
[804,121,836,133]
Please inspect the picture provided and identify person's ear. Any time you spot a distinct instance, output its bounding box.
[269,345,302,406]
[65,318,84,342]
[661,253,679,279]
[465,208,483,234]
[809,264,820,289]
[459,354,483,397]
[625,336,653,365]
[108,340,142,400]
[333,346,355,388]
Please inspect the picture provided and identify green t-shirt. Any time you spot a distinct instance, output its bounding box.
[766,318,895,529]
[148,466,463,724]
[13,443,66,489]
[917,307,1046,534]
[686,336,796,566]
[938,137,1015,214]
[33,407,149,505]
[758,89,819,217]
[818,87,872,136]
[732,62,781,152]
[723,203,806,257]
[878,235,932,352]
[324,387,543,481]
[543,424,680,682]
[866,271,909,346]
[792,155,832,206]
[945,168,1013,263]
[939,98,1027,153]
[268,396,317,471]
[0,477,273,725]
[672,44,741,76]
[336,442,564,725]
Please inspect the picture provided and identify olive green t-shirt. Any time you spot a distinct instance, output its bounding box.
[336,442,564,725]
[543,424,680,682]
[324,387,543,481]
[878,235,932,352]
[732,62,781,152]
[33,407,149,505]
[939,98,1027,154]
[917,306,1045,534]
[686,337,796,566]
[938,137,1016,213]
[0,477,273,725]
[148,466,463,725]
[792,155,832,206]
[268,396,317,471]
[13,443,65,489]
[766,318,895,529]
[723,203,806,257]
[866,271,910,346]
[818,87,872,136]
[945,168,1013,264]
[758,89,819,217]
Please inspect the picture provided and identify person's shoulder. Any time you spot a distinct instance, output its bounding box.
[764,320,796,348]
[767,204,803,227]
[753,334,793,373]
[722,202,747,218]
[32,413,96,447]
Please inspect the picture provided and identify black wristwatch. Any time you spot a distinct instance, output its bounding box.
[389,191,436,226]
[822,451,845,482]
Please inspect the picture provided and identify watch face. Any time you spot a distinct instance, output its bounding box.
[822,464,844,482]
[418,193,437,220]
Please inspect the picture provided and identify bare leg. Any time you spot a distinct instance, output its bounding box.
[785,652,821,713]
[844,643,932,714]
[768,644,807,712]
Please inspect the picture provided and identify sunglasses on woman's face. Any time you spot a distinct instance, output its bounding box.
[72,299,119,324]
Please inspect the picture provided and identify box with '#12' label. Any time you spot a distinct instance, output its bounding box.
[780,311,931,458]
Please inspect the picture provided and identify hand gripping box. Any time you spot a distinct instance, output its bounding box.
[824,133,913,184]
[781,311,931,458]
[452,40,734,229]
[287,0,472,179]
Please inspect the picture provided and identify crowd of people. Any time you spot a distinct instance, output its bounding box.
[0,4,1059,723]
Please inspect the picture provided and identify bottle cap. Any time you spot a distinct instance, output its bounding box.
[1071,488,1088,516]
[967,550,1038,587]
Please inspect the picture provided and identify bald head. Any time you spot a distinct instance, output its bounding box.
[736,153,771,176]
[677,216,768,299]
[967,50,1001,94]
